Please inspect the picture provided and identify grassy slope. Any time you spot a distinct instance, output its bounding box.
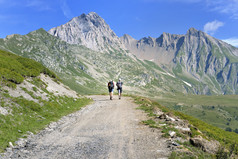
[155,94,238,133]
[0,49,57,87]
[133,96,238,158]
[0,50,92,152]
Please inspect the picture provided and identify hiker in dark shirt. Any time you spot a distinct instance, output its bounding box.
[116,78,123,99]
[108,80,114,100]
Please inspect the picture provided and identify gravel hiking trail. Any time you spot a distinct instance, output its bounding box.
[2,95,170,159]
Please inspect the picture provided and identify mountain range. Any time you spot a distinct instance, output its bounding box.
[0,12,237,96]
[121,28,238,94]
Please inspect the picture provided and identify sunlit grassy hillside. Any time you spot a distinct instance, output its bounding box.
[0,50,92,152]
[0,49,57,88]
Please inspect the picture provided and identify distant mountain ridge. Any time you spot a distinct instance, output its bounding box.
[0,12,238,95]
[121,28,238,63]
[121,28,238,94]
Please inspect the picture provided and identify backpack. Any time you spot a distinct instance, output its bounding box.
[108,81,114,88]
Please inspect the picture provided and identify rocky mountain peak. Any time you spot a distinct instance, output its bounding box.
[186,27,207,38]
[87,12,100,19]
[48,12,123,52]
[75,12,105,28]
[187,27,198,35]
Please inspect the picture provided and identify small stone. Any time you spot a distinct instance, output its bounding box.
[166,117,176,122]
[175,126,190,132]
[9,142,14,148]
[27,131,34,136]
[169,131,176,137]
[171,141,180,146]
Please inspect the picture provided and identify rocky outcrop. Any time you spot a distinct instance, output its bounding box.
[190,136,220,154]
[48,12,124,52]
[3,74,78,104]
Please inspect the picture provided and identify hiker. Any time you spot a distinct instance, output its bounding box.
[108,80,114,100]
[116,78,123,99]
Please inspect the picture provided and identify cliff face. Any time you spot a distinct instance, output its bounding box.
[48,12,124,52]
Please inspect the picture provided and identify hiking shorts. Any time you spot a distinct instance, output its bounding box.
[117,88,122,93]
[108,88,114,93]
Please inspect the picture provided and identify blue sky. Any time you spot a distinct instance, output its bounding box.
[0,0,238,47]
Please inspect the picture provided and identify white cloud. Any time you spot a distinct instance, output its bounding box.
[222,38,238,47]
[203,20,224,35]
[206,0,238,19]
[60,0,73,19]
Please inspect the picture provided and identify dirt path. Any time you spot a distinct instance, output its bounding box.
[2,96,170,159]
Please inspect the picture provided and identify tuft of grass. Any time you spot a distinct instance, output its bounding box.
[142,119,158,128]
[32,87,38,92]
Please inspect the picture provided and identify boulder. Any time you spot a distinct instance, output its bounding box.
[158,114,167,119]
[190,136,220,154]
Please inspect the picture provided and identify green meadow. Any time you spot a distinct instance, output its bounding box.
[156,94,238,132]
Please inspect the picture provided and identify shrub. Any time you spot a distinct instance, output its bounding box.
[0,68,24,84]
